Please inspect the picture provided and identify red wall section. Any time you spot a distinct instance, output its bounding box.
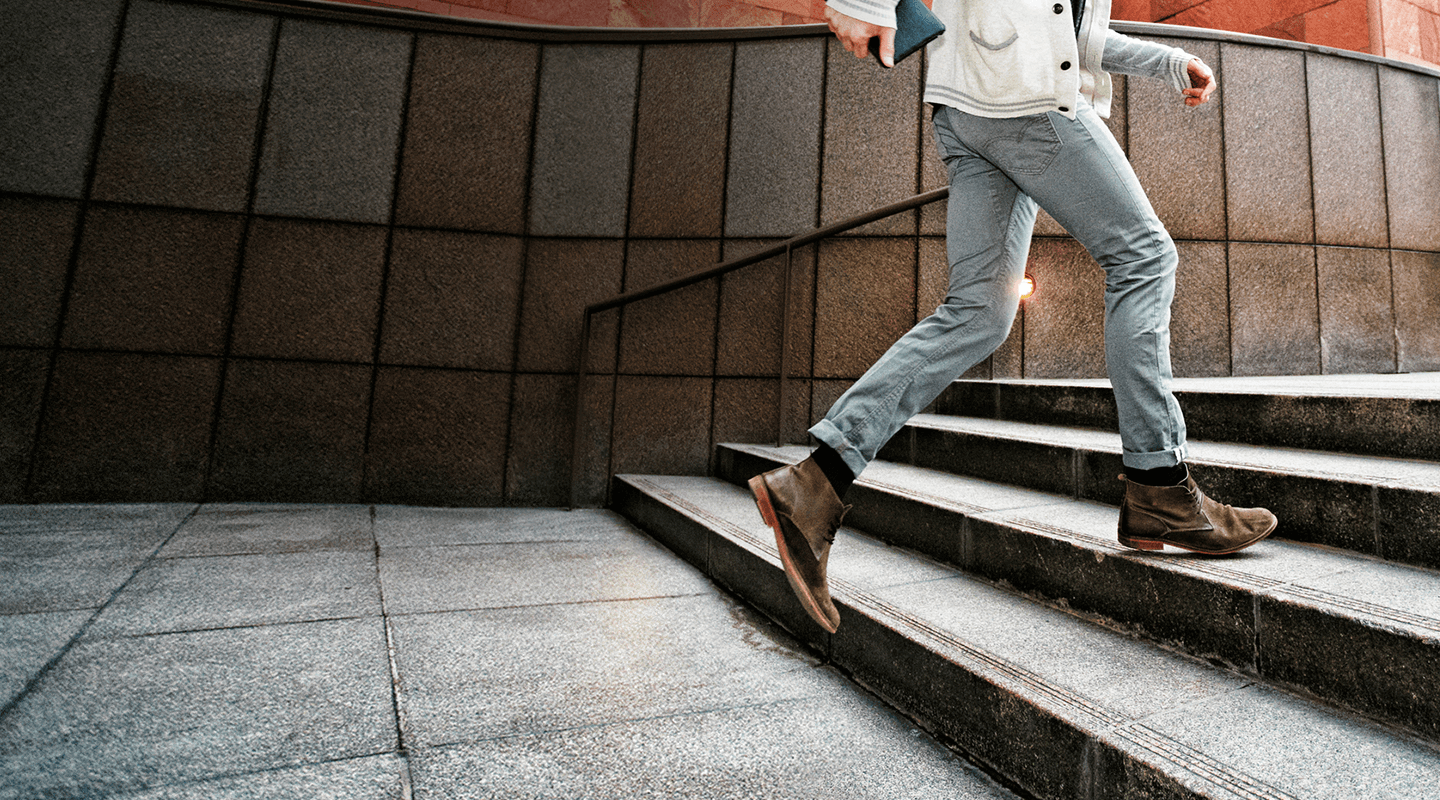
[335,0,1435,66]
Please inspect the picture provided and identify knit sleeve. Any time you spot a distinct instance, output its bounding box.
[825,0,899,30]
[1101,30,1196,93]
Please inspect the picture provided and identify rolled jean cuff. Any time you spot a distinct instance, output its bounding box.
[1121,444,1189,471]
[808,419,868,478]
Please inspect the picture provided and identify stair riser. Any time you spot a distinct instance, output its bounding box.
[1257,601,1440,741]
[933,383,1440,462]
[614,477,1248,800]
[896,427,1438,571]
[713,446,1440,741]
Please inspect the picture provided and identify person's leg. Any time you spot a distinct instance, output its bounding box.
[750,105,1040,633]
[809,104,1038,482]
[1000,103,1187,474]
[1006,103,1275,553]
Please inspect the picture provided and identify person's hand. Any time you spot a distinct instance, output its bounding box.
[825,6,895,68]
[1182,58,1216,107]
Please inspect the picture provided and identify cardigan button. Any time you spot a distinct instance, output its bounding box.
[1059,106,1070,112]
[1061,61,1072,69]
[1053,3,1064,13]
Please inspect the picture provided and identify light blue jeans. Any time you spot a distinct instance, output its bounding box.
[810,102,1189,476]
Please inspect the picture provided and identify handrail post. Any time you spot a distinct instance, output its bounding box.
[777,242,793,447]
[568,308,593,510]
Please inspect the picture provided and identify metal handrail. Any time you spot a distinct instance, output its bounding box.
[569,186,950,507]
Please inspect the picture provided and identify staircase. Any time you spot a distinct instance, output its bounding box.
[611,374,1440,799]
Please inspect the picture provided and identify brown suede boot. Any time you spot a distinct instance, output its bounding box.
[1118,469,1277,554]
[749,457,850,633]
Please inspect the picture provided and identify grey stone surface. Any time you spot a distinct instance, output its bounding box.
[1307,55,1388,248]
[528,43,640,237]
[63,206,243,356]
[1379,485,1440,571]
[0,350,47,503]
[1140,682,1440,799]
[0,610,91,708]
[629,43,732,238]
[252,20,411,223]
[1023,237,1106,379]
[230,219,387,363]
[1170,240,1230,378]
[813,237,916,378]
[408,687,1011,800]
[377,529,711,616]
[617,239,720,375]
[0,196,79,348]
[516,238,624,372]
[611,376,713,476]
[1127,38,1225,240]
[1392,250,1440,373]
[208,360,370,502]
[29,353,220,503]
[90,0,275,211]
[0,527,170,615]
[391,593,820,745]
[373,505,632,548]
[1379,67,1440,252]
[1316,246,1396,374]
[2,503,1014,798]
[89,550,381,636]
[108,754,406,800]
[378,229,523,370]
[1228,243,1320,376]
[0,618,395,798]
[1221,44,1313,243]
[395,34,538,233]
[716,239,815,379]
[364,367,510,507]
[822,37,921,236]
[0,0,126,197]
[161,503,371,557]
[726,37,826,237]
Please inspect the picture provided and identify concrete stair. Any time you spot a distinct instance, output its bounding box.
[610,375,1440,799]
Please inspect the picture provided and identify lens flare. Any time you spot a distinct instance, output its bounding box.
[1019,274,1036,300]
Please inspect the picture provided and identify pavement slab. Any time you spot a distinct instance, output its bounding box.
[0,502,1022,799]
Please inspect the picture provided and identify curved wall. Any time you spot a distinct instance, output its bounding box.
[2,0,1438,506]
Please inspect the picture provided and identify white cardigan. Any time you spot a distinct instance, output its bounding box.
[826,0,1194,120]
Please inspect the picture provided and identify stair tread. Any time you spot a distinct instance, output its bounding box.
[724,443,1440,638]
[908,413,1440,488]
[619,474,1440,798]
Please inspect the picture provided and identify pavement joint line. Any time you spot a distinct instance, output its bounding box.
[80,613,384,641]
[377,538,616,550]
[380,591,718,619]
[371,506,417,800]
[0,503,202,724]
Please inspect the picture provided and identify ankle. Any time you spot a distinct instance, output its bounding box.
[810,444,855,500]
[1124,463,1188,487]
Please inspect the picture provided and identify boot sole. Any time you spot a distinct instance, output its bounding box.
[1119,520,1278,555]
[749,475,840,634]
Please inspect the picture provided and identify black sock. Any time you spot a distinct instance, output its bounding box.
[810,443,855,500]
[1124,463,1188,487]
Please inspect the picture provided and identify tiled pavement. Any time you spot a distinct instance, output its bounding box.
[0,503,1018,799]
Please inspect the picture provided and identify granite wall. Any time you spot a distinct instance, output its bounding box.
[3,0,1438,506]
